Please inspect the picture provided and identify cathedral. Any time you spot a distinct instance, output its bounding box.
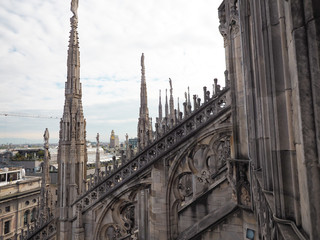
[23,0,320,239]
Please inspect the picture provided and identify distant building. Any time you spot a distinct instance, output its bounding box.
[1,148,53,176]
[0,148,58,184]
[0,151,13,163]
[109,130,119,148]
[0,167,41,239]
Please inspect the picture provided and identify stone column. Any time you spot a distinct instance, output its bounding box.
[149,160,167,239]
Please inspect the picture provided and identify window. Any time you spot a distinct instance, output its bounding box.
[32,199,36,203]
[5,206,10,212]
[25,201,30,206]
[246,228,255,240]
[31,208,36,222]
[4,220,10,234]
[7,172,18,181]
[24,210,30,226]
[0,174,6,182]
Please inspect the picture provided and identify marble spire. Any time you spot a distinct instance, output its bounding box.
[165,89,169,118]
[40,128,52,222]
[187,86,192,113]
[95,133,101,177]
[139,53,148,117]
[137,53,153,151]
[158,90,163,122]
[125,133,131,159]
[58,1,87,238]
[169,78,175,124]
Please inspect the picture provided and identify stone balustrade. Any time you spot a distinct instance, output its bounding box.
[73,85,231,212]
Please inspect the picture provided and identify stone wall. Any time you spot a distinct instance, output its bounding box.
[219,0,320,239]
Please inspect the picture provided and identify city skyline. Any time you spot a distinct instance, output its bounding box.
[0,0,225,144]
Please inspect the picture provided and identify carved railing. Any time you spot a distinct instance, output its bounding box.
[22,216,56,240]
[73,86,231,212]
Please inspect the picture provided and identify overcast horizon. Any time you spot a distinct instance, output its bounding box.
[0,0,226,145]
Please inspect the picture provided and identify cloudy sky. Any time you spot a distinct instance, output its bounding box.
[0,0,225,144]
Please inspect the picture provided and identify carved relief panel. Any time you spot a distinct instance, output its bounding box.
[168,129,232,238]
[96,185,150,240]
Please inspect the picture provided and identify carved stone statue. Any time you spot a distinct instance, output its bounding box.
[71,0,79,17]
[44,128,49,147]
[141,53,145,68]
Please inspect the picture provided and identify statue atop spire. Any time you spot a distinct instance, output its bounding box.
[71,0,79,18]
[44,128,49,148]
[141,53,145,69]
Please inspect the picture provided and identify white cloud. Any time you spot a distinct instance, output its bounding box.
[0,0,225,143]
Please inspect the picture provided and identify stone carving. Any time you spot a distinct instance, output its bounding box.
[218,3,228,47]
[44,128,49,147]
[229,1,239,35]
[217,137,230,167]
[197,169,211,184]
[120,203,135,233]
[239,185,251,207]
[75,204,83,228]
[104,225,121,240]
[98,195,139,240]
[178,173,193,202]
[71,0,79,17]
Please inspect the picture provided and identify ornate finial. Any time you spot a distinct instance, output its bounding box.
[169,78,172,90]
[71,0,79,17]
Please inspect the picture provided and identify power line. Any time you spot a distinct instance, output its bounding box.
[0,113,59,119]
